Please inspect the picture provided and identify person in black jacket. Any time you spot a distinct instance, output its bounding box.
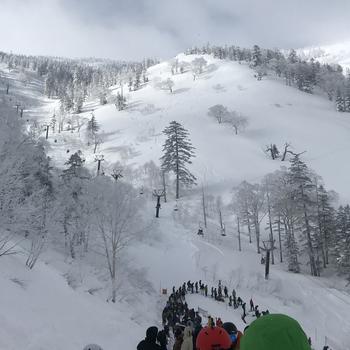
[156,326,169,350]
[137,326,161,350]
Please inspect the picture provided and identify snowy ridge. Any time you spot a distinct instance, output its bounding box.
[297,41,350,70]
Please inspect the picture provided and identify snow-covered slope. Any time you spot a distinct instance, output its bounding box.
[75,54,350,201]
[298,41,350,70]
[1,53,350,350]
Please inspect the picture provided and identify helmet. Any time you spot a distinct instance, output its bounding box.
[222,322,237,334]
[240,314,312,350]
[83,345,103,350]
[196,326,232,350]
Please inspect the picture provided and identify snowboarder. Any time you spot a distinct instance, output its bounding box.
[197,228,204,236]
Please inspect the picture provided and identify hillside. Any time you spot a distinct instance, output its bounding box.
[1,53,350,350]
[298,41,350,70]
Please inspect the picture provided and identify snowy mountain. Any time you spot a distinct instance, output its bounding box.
[298,41,350,70]
[1,52,350,350]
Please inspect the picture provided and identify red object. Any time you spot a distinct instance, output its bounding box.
[196,326,232,350]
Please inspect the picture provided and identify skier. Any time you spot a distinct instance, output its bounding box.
[195,282,198,293]
[232,289,236,298]
[211,287,214,298]
[137,326,161,350]
[224,286,228,298]
[229,295,232,306]
[204,285,208,297]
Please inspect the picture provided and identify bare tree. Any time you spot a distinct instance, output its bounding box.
[224,111,249,134]
[92,177,141,302]
[191,57,207,80]
[0,233,21,257]
[208,104,228,124]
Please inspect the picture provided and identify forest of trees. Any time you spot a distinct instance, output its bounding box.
[186,44,350,112]
[231,155,350,280]
[0,51,158,115]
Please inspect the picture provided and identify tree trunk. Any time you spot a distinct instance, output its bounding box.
[202,186,207,228]
[277,216,283,263]
[175,130,179,199]
[255,216,260,254]
[237,216,242,252]
[266,187,275,264]
[303,202,317,276]
[246,214,252,243]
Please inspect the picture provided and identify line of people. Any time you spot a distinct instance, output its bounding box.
[137,280,332,350]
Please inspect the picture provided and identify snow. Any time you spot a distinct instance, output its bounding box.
[298,41,350,70]
[1,54,350,350]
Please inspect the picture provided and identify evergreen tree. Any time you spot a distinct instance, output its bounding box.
[160,121,196,199]
[116,92,127,111]
[86,113,99,145]
[288,155,319,276]
[288,49,298,64]
[251,45,262,67]
[316,185,335,267]
[62,151,89,180]
[334,205,350,281]
[336,89,345,112]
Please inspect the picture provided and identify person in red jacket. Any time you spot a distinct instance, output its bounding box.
[216,318,223,328]
[196,325,232,350]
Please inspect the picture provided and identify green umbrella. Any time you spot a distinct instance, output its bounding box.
[240,314,312,350]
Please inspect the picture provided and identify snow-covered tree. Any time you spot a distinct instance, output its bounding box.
[208,104,228,124]
[91,177,142,302]
[160,121,196,199]
[223,111,248,134]
[191,57,207,80]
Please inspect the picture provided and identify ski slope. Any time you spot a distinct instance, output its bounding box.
[79,54,350,201]
[1,53,350,350]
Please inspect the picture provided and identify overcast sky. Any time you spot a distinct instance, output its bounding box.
[0,0,349,61]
